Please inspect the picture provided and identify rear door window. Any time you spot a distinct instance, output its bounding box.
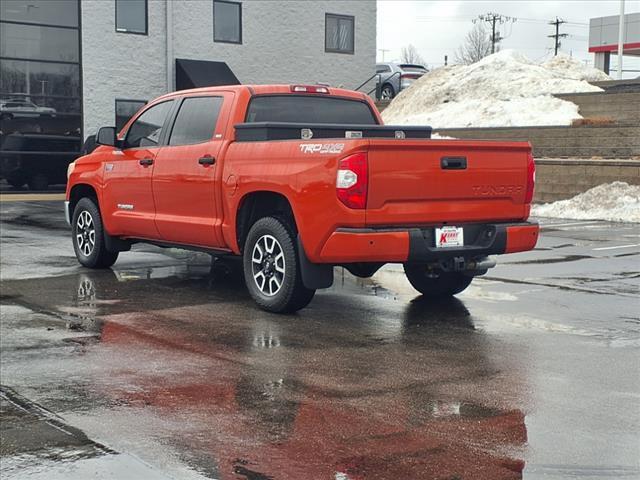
[168,96,223,146]
[245,95,378,125]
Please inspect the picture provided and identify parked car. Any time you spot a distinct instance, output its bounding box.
[1,133,80,190]
[375,63,428,100]
[65,84,538,313]
[0,98,57,120]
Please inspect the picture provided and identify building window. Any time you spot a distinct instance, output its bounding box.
[169,96,223,146]
[115,99,146,132]
[116,0,147,35]
[325,13,354,54]
[213,1,241,44]
[1,0,82,137]
[0,0,78,27]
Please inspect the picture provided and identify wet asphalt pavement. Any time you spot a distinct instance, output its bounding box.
[0,199,638,480]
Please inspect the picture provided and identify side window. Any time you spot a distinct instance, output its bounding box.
[115,99,147,132]
[123,101,173,149]
[168,96,223,146]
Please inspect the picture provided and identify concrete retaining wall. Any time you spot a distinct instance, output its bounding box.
[534,158,640,203]
[554,91,640,124]
[434,125,640,158]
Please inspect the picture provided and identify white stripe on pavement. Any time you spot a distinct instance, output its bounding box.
[593,244,640,251]
[541,221,601,228]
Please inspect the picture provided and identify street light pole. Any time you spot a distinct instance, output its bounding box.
[617,0,625,79]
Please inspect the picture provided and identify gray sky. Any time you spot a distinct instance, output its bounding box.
[377,0,640,76]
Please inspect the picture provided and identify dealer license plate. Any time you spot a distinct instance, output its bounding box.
[435,226,464,248]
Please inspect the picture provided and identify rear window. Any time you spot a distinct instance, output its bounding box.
[245,95,378,125]
[399,64,426,73]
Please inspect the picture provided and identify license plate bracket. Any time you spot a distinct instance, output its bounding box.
[435,226,464,248]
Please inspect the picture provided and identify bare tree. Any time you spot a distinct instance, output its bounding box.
[400,44,425,65]
[454,23,492,65]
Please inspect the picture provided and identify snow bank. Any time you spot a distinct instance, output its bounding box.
[532,182,640,223]
[382,50,611,128]
[542,54,611,82]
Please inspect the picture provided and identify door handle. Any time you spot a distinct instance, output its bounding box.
[139,158,154,166]
[441,156,467,170]
[198,155,216,166]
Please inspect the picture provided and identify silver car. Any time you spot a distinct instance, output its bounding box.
[0,99,56,120]
[375,63,428,100]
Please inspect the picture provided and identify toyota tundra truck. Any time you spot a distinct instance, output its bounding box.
[65,84,538,313]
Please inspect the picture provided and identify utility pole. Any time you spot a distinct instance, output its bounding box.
[474,13,516,54]
[378,48,390,62]
[548,17,568,56]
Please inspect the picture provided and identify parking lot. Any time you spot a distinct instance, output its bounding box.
[1,198,639,480]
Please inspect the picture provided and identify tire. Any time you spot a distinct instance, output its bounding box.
[380,84,395,100]
[243,216,315,313]
[72,197,119,269]
[28,173,48,191]
[403,264,472,298]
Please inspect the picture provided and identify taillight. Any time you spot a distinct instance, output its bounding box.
[336,152,368,209]
[400,73,421,80]
[525,151,535,204]
[291,85,329,94]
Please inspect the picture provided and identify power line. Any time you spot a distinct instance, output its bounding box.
[474,13,517,54]
[548,17,569,55]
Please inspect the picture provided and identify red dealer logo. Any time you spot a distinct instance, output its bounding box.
[440,231,458,244]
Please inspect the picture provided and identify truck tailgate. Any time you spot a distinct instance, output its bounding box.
[366,140,531,226]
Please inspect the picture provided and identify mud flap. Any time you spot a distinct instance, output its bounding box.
[104,230,131,253]
[297,236,333,289]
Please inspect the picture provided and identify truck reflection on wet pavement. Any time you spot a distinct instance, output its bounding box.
[2,266,528,479]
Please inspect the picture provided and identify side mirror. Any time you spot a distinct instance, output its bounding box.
[96,126,119,147]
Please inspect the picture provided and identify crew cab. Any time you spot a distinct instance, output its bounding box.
[65,85,538,313]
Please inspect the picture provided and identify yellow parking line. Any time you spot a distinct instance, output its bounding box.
[0,193,66,202]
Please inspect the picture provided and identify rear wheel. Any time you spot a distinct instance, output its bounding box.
[72,197,119,269]
[380,84,395,100]
[243,216,315,313]
[403,264,472,297]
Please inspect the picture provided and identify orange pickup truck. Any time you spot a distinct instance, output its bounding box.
[65,84,538,313]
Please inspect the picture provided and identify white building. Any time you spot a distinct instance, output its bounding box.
[589,12,640,76]
[1,0,376,143]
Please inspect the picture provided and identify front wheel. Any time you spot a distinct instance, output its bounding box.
[243,216,315,313]
[72,198,119,269]
[403,264,472,298]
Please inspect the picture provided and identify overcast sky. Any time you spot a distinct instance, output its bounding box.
[377,0,640,76]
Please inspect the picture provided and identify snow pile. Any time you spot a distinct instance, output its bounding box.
[532,182,640,223]
[382,50,611,128]
[542,54,611,82]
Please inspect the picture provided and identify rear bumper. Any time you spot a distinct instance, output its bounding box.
[317,221,539,263]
